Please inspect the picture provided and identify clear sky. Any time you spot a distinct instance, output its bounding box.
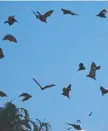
[0,1,108,131]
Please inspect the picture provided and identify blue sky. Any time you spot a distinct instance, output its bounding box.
[0,1,108,131]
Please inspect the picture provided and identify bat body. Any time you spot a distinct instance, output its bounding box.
[4,15,18,26]
[0,48,5,59]
[77,120,81,123]
[96,9,107,18]
[78,63,86,71]
[89,112,92,116]
[32,78,56,90]
[100,86,108,96]
[66,123,82,130]
[2,34,17,43]
[87,62,100,80]
[61,8,78,16]
[0,91,7,97]
[32,10,54,23]
[19,93,32,102]
[62,84,71,99]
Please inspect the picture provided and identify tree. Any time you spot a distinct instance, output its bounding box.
[0,101,51,131]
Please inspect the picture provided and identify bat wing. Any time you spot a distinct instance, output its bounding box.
[70,11,78,15]
[61,8,78,15]
[77,120,81,123]
[32,78,43,89]
[66,123,82,130]
[100,86,108,95]
[19,93,29,97]
[67,84,71,90]
[0,48,5,59]
[43,84,56,90]
[89,112,92,116]
[102,9,107,13]
[97,9,107,18]
[32,9,36,16]
[62,87,70,99]
[2,34,17,43]
[43,10,54,19]
[87,63,96,80]
[100,9,107,14]
[31,9,39,18]
[87,72,96,80]
[0,91,7,97]
[71,124,82,130]
[21,95,32,102]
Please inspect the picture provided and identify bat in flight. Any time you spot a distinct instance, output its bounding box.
[19,93,32,102]
[66,123,82,130]
[87,62,100,80]
[88,112,92,116]
[4,15,18,26]
[96,9,107,18]
[100,86,108,96]
[32,9,54,23]
[77,120,81,123]
[32,78,56,90]
[78,63,86,71]
[62,84,71,99]
[0,91,7,97]
[0,48,5,59]
[2,34,17,43]
[61,8,78,16]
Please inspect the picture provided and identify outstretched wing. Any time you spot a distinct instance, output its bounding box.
[61,8,78,15]
[43,84,56,90]
[2,34,17,43]
[19,93,29,97]
[32,78,43,89]
[31,9,39,18]
[43,10,54,18]
[66,123,82,130]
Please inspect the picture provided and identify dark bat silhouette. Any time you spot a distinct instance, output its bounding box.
[2,34,17,43]
[0,48,5,59]
[61,8,78,16]
[19,93,32,102]
[62,84,71,99]
[100,86,108,96]
[32,9,54,23]
[32,78,56,90]
[78,63,86,71]
[0,91,7,97]
[66,123,82,130]
[87,62,100,80]
[4,15,18,26]
[77,120,81,123]
[96,9,107,18]
[89,112,92,116]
